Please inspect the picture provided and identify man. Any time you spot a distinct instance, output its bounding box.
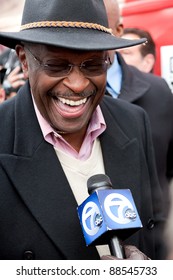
[104,0,173,217]
[119,27,156,73]
[0,0,164,260]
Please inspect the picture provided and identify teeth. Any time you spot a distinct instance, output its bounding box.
[58,97,87,106]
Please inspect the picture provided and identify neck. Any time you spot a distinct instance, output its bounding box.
[60,127,87,152]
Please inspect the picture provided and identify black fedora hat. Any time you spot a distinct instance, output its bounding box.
[0,0,146,51]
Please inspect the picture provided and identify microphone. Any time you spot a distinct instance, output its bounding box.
[77,174,143,258]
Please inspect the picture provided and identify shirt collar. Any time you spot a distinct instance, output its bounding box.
[32,94,106,159]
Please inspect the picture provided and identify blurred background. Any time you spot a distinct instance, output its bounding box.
[119,0,173,91]
[0,0,25,32]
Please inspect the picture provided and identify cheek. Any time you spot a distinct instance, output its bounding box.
[28,72,50,112]
[29,73,62,121]
[29,70,53,96]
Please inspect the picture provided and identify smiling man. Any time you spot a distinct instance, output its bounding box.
[19,45,108,153]
[0,0,165,260]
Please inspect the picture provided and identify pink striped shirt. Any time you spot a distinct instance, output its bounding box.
[33,97,106,160]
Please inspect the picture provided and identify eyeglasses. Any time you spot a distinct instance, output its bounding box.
[25,47,110,77]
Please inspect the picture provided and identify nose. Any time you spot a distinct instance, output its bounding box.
[63,66,90,93]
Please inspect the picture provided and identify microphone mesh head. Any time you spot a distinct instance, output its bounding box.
[87,174,112,194]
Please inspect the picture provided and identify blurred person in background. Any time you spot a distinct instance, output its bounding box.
[104,0,173,218]
[0,45,6,55]
[119,27,156,74]
[0,48,26,100]
[0,0,25,101]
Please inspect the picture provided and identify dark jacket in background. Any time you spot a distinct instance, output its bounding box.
[107,53,173,216]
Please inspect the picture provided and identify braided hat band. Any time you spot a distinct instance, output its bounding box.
[20,21,112,35]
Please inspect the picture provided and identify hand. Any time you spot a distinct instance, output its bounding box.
[5,65,26,89]
[101,245,150,260]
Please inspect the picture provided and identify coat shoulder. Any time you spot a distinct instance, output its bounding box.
[102,95,146,119]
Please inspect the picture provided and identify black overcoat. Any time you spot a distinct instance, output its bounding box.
[0,82,164,259]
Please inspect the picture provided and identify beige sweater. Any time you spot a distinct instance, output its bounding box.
[54,138,110,257]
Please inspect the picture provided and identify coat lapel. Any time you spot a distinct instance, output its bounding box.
[117,53,151,103]
[100,99,141,205]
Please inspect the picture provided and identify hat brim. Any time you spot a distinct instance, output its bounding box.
[0,28,146,50]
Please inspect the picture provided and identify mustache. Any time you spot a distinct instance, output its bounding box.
[47,89,97,99]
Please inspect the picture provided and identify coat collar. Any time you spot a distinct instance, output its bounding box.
[117,53,151,102]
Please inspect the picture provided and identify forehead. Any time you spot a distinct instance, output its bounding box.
[29,44,107,59]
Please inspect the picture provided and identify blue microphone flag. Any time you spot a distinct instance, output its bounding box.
[77,189,143,246]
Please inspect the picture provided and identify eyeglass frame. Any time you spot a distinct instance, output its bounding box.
[24,46,111,77]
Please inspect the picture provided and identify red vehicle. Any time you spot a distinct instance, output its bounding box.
[120,0,173,80]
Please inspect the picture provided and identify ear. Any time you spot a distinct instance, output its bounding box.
[15,45,29,79]
[143,53,155,73]
[115,23,124,37]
